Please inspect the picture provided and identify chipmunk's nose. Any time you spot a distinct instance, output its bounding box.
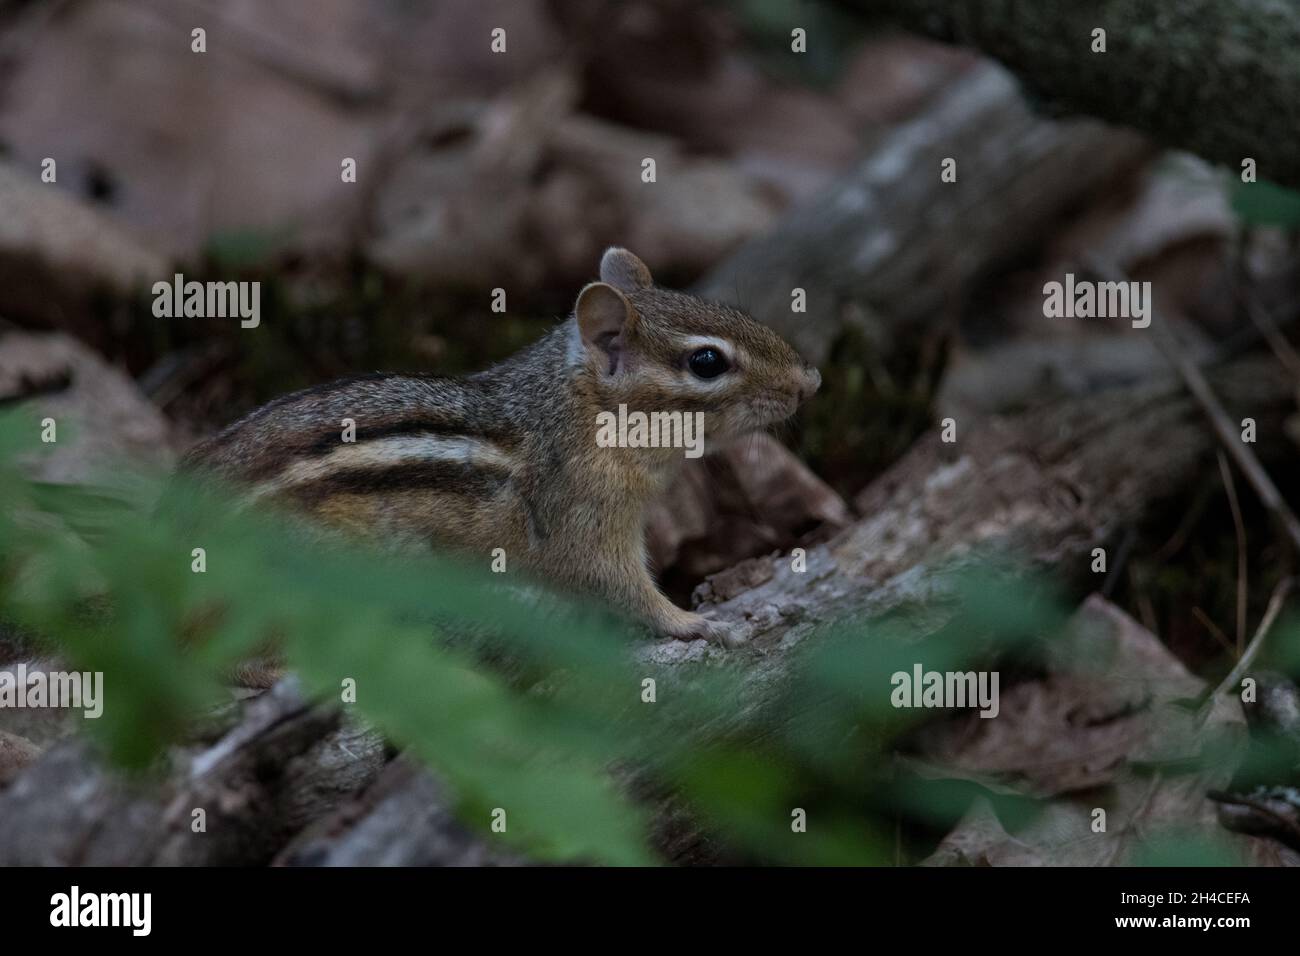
[797,364,821,402]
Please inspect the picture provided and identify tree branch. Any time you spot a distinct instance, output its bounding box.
[859,0,1300,188]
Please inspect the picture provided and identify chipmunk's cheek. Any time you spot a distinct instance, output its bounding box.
[707,407,744,439]
[739,397,789,428]
[775,389,803,419]
[728,405,767,434]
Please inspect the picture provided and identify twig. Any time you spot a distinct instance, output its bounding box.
[1152,484,1211,561]
[1211,577,1294,701]
[1217,451,1248,655]
[1191,606,1235,658]
[1086,260,1300,556]
[1161,326,1300,553]
[1243,291,1300,380]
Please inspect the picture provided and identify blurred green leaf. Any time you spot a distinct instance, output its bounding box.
[1,409,1283,867]
[1229,177,1300,227]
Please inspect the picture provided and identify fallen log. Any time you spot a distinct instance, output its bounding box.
[646,353,1295,689]
[276,756,524,867]
[251,354,1295,865]
[693,62,1150,366]
[0,678,386,866]
[859,0,1300,190]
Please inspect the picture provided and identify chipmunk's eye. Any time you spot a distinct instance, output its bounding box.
[688,347,729,379]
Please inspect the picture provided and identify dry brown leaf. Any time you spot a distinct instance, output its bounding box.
[0,331,177,483]
[919,595,1294,865]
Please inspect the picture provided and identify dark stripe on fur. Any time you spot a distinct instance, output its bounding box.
[288,460,512,503]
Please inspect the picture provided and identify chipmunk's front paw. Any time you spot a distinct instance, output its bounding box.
[670,613,749,649]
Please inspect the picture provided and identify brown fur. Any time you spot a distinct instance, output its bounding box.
[182,249,820,647]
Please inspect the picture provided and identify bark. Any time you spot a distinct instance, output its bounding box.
[258,354,1296,866]
[693,61,1151,365]
[276,756,524,866]
[639,355,1295,729]
[859,0,1300,189]
[0,678,386,866]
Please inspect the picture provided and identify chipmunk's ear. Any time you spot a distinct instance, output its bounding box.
[575,281,635,374]
[599,247,653,292]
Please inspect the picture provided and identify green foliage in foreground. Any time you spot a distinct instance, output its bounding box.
[1230,177,1300,228]
[0,411,1290,865]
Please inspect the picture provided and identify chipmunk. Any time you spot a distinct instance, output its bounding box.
[182,248,820,647]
